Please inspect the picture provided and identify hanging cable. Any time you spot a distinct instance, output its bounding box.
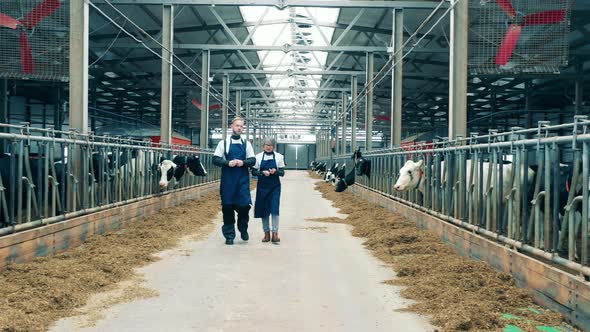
[94,0,238,113]
[334,0,454,124]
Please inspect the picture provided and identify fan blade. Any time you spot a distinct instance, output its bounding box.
[20,31,35,73]
[495,24,522,66]
[522,10,566,26]
[0,13,20,29]
[20,0,61,29]
[495,0,517,18]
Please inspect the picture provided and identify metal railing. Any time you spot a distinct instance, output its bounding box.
[319,116,590,277]
[0,123,220,235]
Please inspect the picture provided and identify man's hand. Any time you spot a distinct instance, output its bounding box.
[262,170,270,176]
[269,168,276,175]
[235,160,244,167]
[228,160,237,167]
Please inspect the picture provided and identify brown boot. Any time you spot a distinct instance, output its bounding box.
[262,231,271,242]
[271,232,280,243]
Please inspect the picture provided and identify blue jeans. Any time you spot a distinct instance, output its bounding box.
[262,214,280,232]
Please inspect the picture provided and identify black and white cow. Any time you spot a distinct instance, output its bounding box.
[158,155,207,189]
[314,162,327,174]
[324,163,339,183]
[334,149,372,192]
[393,159,535,201]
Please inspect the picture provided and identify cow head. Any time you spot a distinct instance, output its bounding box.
[158,159,177,189]
[187,156,207,176]
[335,170,355,192]
[324,163,339,182]
[355,157,371,178]
[393,159,424,191]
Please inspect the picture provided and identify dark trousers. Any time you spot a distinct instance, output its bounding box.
[221,204,250,240]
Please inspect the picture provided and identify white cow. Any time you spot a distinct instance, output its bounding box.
[393,159,535,201]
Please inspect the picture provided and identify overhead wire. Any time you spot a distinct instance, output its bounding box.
[331,0,455,125]
[88,0,239,116]
[98,0,239,113]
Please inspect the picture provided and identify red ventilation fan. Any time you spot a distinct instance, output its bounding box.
[494,0,565,65]
[0,0,61,74]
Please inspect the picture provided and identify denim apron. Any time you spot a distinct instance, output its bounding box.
[254,152,281,218]
[220,139,251,206]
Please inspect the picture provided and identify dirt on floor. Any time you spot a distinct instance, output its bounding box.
[0,189,220,332]
[310,175,575,332]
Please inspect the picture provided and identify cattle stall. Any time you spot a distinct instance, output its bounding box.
[0,123,220,234]
[317,116,590,327]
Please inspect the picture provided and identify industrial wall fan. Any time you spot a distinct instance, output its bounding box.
[468,0,570,74]
[0,0,68,81]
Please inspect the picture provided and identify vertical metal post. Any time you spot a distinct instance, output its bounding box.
[351,75,358,152]
[160,5,174,145]
[341,92,347,155]
[575,71,584,115]
[391,9,403,147]
[69,0,89,211]
[246,100,251,141]
[253,106,258,152]
[525,80,533,130]
[365,52,374,150]
[69,0,89,133]
[544,144,552,250]
[334,108,339,156]
[448,0,468,140]
[0,79,7,154]
[200,50,210,149]
[236,90,242,117]
[222,74,229,141]
[582,139,588,265]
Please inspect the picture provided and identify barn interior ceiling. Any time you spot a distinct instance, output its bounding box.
[2,0,590,142]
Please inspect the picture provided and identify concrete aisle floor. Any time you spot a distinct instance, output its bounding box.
[51,171,433,332]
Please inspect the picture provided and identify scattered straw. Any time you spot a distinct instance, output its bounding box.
[0,190,220,332]
[312,179,576,332]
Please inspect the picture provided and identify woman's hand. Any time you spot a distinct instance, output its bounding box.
[262,170,270,176]
[269,168,277,175]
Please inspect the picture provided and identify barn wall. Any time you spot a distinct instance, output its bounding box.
[0,181,219,270]
[348,184,590,330]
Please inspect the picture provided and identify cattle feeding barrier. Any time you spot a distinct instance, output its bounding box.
[0,123,220,236]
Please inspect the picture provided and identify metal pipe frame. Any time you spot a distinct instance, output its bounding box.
[317,117,590,277]
[0,128,220,234]
[365,52,374,150]
[105,0,445,8]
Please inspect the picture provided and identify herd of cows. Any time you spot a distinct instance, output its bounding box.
[0,151,208,227]
[310,149,588,259]
[310,148,372,192]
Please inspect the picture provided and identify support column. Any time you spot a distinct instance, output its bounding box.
[576,71,584,116]
[253,107,258,152]
[69,0,89,209]
[351,75,358,152]
[365,52,374,150]
[246,100,251,141]
[69,0,89,133]
[525,80,533,130]
[160,5,174,145]
[391,9,403,147]
[236,90,242,117]
[222,74,229,141]
[0,79,7,154]
[341,92,347,154]
[200,50,210,149]
[334,107,339,155]
[448,0,468,140]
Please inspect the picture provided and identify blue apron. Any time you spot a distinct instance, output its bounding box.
[220,140,251,206]
[254,153,281,218]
